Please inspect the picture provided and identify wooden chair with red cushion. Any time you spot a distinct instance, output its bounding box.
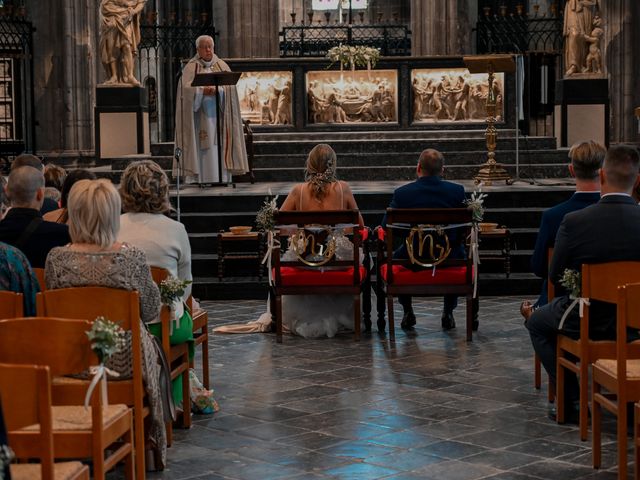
[377,208,475,340]
[271,209,367,343]
[591,282,640,479]
[556,261,640,441]
[0,363,90,480]
[35,287,147,480]
[0,317,135,480]
[149,266,192,439]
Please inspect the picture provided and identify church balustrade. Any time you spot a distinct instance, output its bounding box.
[279,24,411,57]
[0,15,34,172]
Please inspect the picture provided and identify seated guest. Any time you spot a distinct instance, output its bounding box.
[0,240,39,315]
[382,148,478,331]
[44,178,167,467]
[279,144,364,338]
[525,145,640,423]
[43,169,96,224]
[523,140,605,317]
[43,163,66,204]
[11,154,57,214]
[0,174,8,218]
[118,160,192,298]
[118,160,193,406]
[0,166,70,268]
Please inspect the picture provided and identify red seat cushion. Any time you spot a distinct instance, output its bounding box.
[274,266,366,286]
[380,264,469,285]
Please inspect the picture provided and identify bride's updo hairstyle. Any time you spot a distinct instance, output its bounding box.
[304,143,337,201]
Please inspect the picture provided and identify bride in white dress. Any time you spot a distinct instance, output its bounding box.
[279,144,365,338]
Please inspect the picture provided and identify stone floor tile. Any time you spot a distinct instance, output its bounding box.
[127,296,634,479]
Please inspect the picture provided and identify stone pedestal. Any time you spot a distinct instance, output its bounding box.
[95,86,150,159]
[554,78,609,148]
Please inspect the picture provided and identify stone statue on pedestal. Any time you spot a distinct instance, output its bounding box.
[99,0,146,86]
[563,0,604,77]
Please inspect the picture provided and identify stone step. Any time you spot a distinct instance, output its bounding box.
[252,164,569,182]
[253,137,557,155]
[252,149,567,168]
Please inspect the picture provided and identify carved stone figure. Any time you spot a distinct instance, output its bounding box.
[584,15,604,74]
[563,0,598,77]
[99,0,146,86]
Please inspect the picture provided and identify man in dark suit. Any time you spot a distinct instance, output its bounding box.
[525,145,640,422]
[11,153,58,214]
[526,141,605,312]
[0,166,70,267]
[382,148,475,331]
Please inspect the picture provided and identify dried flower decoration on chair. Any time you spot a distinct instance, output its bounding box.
[84,316,126,408]
[159,276,192,307]
[464,186,487,223]
[256,194,279,233]
[559,268,581,299]
[86,316,126,365]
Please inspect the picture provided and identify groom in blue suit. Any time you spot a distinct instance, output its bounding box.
[382,149,476,331]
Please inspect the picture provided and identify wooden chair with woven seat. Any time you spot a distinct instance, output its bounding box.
[150,266,192,439]
[271,209,367,343]
[534,247,556,403]
[0,317,135,480]
[35,287,147,480]
[188,295,210,389]
[377,208,475,340]
[556,261,640,441]
[591,282,640,479]
[0,291,22,318]
[0,363,90,480]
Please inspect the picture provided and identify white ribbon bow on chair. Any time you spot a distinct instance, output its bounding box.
[84,364,120,409]
[558,297,591,331]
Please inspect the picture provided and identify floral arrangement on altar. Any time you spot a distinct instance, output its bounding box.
[159,277,192,307]
[560,268,581,299]
[464,187,487,223]
[86,316,126,364]
[326,44,381,71]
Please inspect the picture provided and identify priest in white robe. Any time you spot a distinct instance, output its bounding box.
[174,35,249,184]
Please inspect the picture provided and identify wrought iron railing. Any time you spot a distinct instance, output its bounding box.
[137,22,217,143]
[0,16,34,170]
[280,24,411,57]
[476,14,563,54]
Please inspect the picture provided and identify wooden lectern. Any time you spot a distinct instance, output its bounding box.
[463,55,516,185]
[191,71,242,187]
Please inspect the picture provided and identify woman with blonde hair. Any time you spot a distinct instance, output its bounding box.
[281,143,364,225]
[44,178,168,469]
[278,144,365,338]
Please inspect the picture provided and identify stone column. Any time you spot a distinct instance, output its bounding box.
[600,0,639,143]
[213,0,279,59]
[411,0,473,56]
[27,0,96,154]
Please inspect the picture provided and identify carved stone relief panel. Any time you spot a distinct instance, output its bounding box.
[411,68,504,123]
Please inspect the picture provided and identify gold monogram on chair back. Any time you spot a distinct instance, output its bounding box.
[290,226,338,267]
[405,225,452,267]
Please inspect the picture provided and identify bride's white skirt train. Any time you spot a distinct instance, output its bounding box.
[282,294,355,338]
